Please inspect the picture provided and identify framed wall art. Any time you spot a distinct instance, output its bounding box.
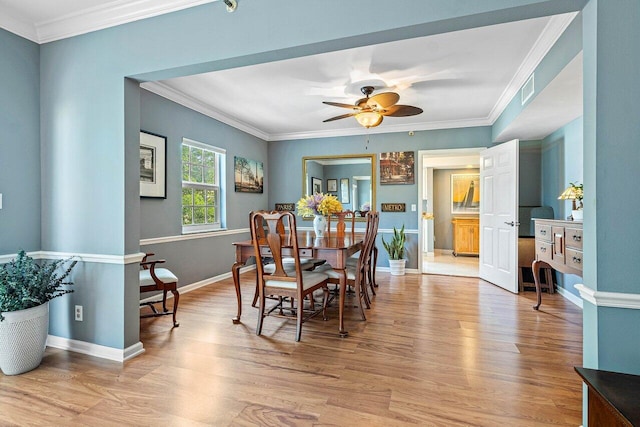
[340,178,349,203]
[312,177,322,194]
[140,131,167,198]
[380,151,415,185]
[327,178,337,192]
[451,173,480,214]
[234,156,264,193]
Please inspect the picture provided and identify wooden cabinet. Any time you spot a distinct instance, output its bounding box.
[451,217,479,256]
[576,367,640,426]
[532,219,582,309]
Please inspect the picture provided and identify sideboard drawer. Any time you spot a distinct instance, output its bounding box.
[535,224,552,242]
[536,241,553,263]
[299,249,313,257]
[566,248,583,271]
[565,227,583,250]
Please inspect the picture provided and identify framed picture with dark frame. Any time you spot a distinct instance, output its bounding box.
[140,131,166,198]
[327,178,337,192]
[340,178,350,203]
[312,177,322,194]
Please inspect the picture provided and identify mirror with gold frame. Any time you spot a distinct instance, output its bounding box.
[302,154,376,220]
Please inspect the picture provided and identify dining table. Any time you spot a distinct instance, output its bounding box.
[231,231,364,337]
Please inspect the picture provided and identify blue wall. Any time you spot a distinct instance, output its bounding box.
[269,127,493,269]
[0,29,40,254]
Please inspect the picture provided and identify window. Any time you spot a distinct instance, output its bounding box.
[181,138,225,233]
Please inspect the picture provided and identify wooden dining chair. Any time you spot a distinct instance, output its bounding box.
[250,210,330,341]
[346,210,379,301]
[139,253,179,327]
[327,210,356,237]
[317,211,379,320]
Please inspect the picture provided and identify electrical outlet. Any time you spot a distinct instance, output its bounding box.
[75,305,83,321]
[411,204,417,211]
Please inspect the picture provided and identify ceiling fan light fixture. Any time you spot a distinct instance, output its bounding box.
[355,111,383,128]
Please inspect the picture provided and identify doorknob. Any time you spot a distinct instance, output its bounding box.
[504,221,520,227]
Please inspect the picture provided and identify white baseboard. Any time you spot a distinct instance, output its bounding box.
[48,264,257,363]
[46,336,144,362]
[376,267,420,274]
[556,286,583,309]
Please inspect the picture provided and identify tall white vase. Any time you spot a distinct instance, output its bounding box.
[313,214,327,237]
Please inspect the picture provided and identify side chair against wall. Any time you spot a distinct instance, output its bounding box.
[250,210,331,341]
[317,211,380,319]
[139,253,179,327]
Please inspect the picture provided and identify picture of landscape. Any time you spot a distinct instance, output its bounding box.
[234,156,264,193]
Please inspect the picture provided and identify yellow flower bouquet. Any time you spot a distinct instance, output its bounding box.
[297,193,343,217]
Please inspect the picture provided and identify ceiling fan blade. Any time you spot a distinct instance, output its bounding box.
[383,105,423,117]
[323,112,357,122]
[368,92,400,108]
[322,101,359,110]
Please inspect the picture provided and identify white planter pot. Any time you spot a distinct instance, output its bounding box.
[389,259,406,276]
[0,302,49,375]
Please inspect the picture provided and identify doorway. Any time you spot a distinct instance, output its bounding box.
[418,148,484,277]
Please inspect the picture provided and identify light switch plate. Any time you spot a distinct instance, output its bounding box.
[0,193,3,209]
[411,203,416,211]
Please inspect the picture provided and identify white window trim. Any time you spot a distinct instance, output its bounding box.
[181,138,226,234]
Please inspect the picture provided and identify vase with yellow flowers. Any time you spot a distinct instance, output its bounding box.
[297,193,343,237]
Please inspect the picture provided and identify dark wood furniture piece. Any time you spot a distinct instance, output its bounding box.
[451,217,479,256]
[327,210,356,237]
[249,211,330,341]
[575,367,640,426]
[232,231,363,337]
[319,211,379,319]
[139,253,180,327]
[532,219,582,309]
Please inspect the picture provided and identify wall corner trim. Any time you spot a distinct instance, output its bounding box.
[575,284,640,309]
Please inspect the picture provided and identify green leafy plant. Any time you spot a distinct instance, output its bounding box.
[570,182,583,208]
[0,250,77,321]
[382,225,406,260]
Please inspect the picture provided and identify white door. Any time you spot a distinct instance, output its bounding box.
[479,139,519,293]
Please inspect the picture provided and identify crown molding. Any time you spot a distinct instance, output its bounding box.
[487,12,578,124]
[0,8,39,42]
[141,81,271,141]
[10,0,216,44]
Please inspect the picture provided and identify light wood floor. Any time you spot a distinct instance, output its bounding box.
[0,273,583,426]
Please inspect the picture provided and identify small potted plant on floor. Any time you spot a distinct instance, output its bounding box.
[382,225,406,276]
[0,250,77,375]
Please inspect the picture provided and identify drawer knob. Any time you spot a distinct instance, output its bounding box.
[540,229,547,235]
[572,235,582,241]
[573,256,582,264]
[540,247,547,252]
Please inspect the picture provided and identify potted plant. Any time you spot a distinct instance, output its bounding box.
[0,250,77,375]
[382,225,407,276]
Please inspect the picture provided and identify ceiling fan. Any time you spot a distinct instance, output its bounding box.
[322,86,423,128]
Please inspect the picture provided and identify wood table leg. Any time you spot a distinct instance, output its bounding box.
[337,268,348,337]
[531,259,545,310]
[231,261,244,324]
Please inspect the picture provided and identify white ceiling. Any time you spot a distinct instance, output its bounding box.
[1,0,583,142]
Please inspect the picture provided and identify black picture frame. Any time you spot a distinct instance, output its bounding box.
[312,177,322,194]
[327,178,337,192]
[140,131,167,198]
